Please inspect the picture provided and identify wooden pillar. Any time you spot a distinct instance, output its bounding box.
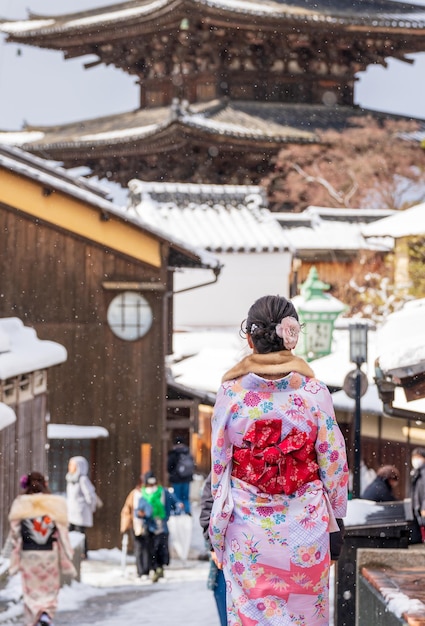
[140,443,151,477]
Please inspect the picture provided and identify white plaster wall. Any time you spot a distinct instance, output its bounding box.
[174,251,292,328]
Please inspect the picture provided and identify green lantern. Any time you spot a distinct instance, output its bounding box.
[292,267,346,361]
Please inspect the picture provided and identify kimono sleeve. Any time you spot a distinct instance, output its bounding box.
[209,381,236,559]
[210,382,234,498]
[313,382,349,519]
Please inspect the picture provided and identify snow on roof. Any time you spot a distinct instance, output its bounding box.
[331,383,425,415]
[3,0,425,36]
[276,207,394,253]
[169,308,425,414]
[127,180,289,253]
[47,424,109,439]
[377,299,425,376]
[0,144,220,271]
[0,402,16,431]
[292,293,347,314]
[0,317,67,379]
[362,202,425,238]
[0,131,45,145]
[170,329,248,394]
[305,206,396,222]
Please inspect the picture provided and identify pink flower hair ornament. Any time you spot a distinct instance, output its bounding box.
[275,316,300,350]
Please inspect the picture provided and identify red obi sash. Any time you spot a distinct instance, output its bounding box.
[232,418,320,495]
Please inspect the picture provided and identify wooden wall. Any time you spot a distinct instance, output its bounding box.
[0,393,48,548]
[0,205,170,549]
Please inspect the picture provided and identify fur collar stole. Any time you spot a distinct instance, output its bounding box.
[222,350,315,382]
[9,493,68,525]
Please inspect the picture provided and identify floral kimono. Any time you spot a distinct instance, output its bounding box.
[7,493,76,626]
[209,352,348,626]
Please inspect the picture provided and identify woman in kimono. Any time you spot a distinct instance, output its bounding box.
[7,471,76,626]
[209,295,348,626]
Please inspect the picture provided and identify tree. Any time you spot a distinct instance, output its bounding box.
[263,117,425,212]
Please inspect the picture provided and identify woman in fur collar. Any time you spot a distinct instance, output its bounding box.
[209,295,348,625]
[7,471,76,626]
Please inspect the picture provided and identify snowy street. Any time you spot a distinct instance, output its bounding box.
[0,501,221,626]
[59,557,218,626]
[0,549,220,626]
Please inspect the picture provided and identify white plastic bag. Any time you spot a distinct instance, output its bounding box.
[168,514,193,562]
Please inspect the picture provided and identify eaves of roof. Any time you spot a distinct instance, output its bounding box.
[0,102,318,153]
[0,144,221,271]
[2,0,425,41]
[166,373,216,406]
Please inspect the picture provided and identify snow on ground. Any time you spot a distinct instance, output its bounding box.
[0,499,337,625]
[0,555,217,626]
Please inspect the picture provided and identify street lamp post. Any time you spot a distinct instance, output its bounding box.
[349,322,369,499]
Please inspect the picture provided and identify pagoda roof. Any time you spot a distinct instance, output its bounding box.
[0,99,419,186]
[2,0,425,47]
[0,100,407,157]
[0,100,317,152]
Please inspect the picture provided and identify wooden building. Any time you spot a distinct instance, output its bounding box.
[1,0,425,185]
[0,317,66,548]
[275,206,395,296]
[0,144,220,548]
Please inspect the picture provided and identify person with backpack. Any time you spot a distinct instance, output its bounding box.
[167,437,195,515]
[136,472,183,582]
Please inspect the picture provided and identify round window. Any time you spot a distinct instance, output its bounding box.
[107,292,153,341]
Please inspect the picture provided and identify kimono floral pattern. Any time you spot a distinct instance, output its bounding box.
[210,371,348,626]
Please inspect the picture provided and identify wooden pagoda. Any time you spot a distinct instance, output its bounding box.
[1,0,425,185]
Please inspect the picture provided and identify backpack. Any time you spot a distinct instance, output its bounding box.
[176,451,195,480]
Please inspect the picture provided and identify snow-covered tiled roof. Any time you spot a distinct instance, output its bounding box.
[362,202,425,238]
[377,298,425,377]
[0,317,67,380]
[276,206,395,254]
[0,101,318,151]
[127,180,290,253]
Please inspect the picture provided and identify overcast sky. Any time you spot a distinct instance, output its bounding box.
[0,0,425,131]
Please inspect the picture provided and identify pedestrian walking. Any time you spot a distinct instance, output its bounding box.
[411,447,425,542]
[136,472,183,582]
[199,472,227,626]
[5,471,76,626]
[65,456,97,557]
[361,465,400,502]
[167,437,195,514]
[120,476,153,580]
[209,294,349,626]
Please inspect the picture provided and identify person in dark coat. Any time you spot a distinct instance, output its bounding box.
[167,437,194,514]
[199,473,227,626]
[411,448,425,542]
[361,465,400,502]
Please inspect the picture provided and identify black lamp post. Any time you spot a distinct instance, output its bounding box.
[349,322,369,499]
